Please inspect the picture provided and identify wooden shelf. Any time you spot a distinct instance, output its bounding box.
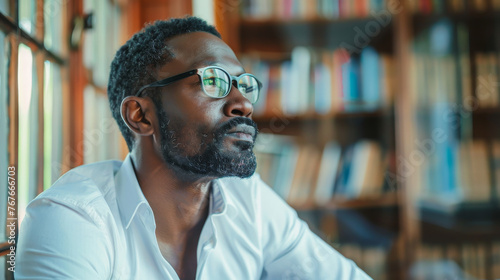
[239,16,394,53]
[473,107,500,115]
[472,107,500,139]
[421,221,500,243]
[412,10,500,21]
[412,11,500,39]
[241,16,386,25]
[419,200,500,243]
[253,108,392,123]
[253,108,395,147]
[325,193,399,210]
[290,192,398,211]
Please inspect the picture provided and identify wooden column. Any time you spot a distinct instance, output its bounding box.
[394,0,418,278]
[213,0,240,54]
[35,0,45,195]
[66,0,85,169]
[6,33,18,280]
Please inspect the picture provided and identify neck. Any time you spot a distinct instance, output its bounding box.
[130,149,212,244]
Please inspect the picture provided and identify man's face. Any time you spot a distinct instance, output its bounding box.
[151,32,258,179]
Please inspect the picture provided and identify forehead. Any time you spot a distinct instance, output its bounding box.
[163,32,243,74]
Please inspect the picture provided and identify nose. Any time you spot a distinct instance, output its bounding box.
[223,85,253,118]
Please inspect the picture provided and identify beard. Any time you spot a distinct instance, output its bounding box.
[156,106,258,179]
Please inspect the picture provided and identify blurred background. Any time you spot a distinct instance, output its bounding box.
[1,0,500,279]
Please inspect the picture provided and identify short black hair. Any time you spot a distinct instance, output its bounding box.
[107,16,221,151]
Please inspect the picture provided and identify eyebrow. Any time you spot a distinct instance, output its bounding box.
[188,60,218,69]
[189,60,246,76]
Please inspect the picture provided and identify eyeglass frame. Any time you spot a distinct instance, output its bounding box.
[134,65,262,103]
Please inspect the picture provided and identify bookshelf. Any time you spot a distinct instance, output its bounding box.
[215,0,500,279]
[216,1,402,279]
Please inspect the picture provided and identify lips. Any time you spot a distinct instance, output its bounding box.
[225,124,256,142]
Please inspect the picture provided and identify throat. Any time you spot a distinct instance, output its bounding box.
[157,240,198,279]
[155,209,208,280]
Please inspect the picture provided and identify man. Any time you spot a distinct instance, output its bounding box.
[16,17,371,279]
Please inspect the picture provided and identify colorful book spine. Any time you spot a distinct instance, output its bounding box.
[240,46,394,117]
[241,0,388,20]
[361,47,381,109]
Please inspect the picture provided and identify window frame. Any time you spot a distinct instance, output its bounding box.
[0,1,69,279]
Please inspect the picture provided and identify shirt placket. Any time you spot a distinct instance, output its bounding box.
[142,206,180,280]
[196,213,220,279]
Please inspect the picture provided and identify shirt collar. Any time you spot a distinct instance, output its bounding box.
[210,180,225,215]
[115,154,238,229]
[115,154,149,229]
[211,178,237,218]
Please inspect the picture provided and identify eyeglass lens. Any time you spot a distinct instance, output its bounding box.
[201,67,259,103]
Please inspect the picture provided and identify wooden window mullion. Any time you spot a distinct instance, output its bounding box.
[5,32,19,280]
[35,52,43,195]
[35,0,44,195]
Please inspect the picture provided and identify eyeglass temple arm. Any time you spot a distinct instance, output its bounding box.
[135,69,198,97]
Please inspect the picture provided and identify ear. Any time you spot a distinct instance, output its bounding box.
[120,96,155,137]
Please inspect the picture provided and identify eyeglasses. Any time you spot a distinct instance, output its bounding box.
[135,66,262,104]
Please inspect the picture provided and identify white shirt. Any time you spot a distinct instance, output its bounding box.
[16,155,371,279]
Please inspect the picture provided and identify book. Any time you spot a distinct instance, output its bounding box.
[491,141,500,203]
[288,46,312,115]
[242,46,392,117]
[492,242,500,279]
[332,48,350,112]
[254,134,298,199]
[487,53,499,106]
[247,59,270,115]
[314,56,332,114]
[362,247,387,280]
[273,144,300,199]
[269,62,284,116]
[473,0,488,11]
[342,55,361,111]
[360,46,380,109]
[475,53,499,108]
[319,212,339,244]
[242,0,386,20]
[287,145,320,206]
[255,151,274,186]
[456,141,492,203]
[457,23,472,108]
[379,54,394,107]
[314,142,342,205]
[345,140,385,198]
[334,147,354,198]
[448,0,465,12]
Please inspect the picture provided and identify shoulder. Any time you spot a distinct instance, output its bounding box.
[37,160,121,201]
[29,160,123,225]
[16,161,123,279]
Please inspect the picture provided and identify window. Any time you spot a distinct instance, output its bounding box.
[0,29,9,277]
[0,1,68,278]
[82,0,125,164]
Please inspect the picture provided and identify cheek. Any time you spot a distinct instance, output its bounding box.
[161,94,224,153]
[167,118,215,155]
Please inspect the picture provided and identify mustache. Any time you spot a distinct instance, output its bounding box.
[215,117,259,140]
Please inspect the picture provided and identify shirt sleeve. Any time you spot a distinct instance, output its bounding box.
[256,177,372,280]
[15,197,113,280]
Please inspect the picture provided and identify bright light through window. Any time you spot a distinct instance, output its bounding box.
[17,44,34,225]
[43,61,53,189]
